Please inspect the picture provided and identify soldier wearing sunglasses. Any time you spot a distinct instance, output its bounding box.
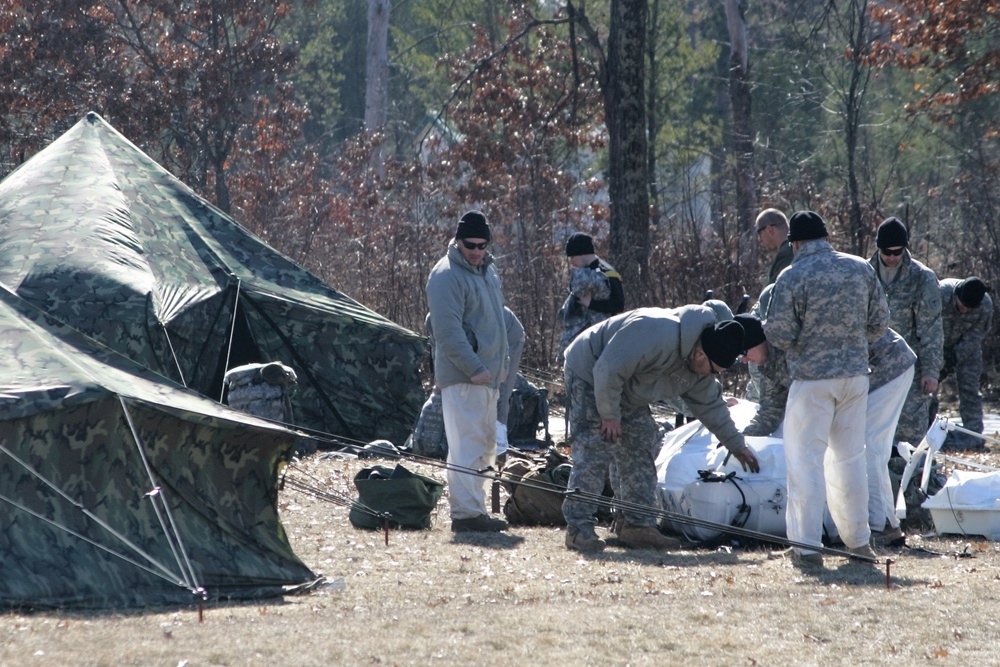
[427,210,510,533]
[867,217,943,448]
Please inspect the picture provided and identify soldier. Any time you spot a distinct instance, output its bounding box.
[756,208,793,286]
[426,211,510,532]
[739,314,913,547]
[867,217,943,446]
[561,306,759,553]
[937,277,994,450]
[557,232,624,362]
[765,211,889,567]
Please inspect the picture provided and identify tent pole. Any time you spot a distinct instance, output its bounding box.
[161,322,188,387]
[220,278,243,403]
[119,398,202,593]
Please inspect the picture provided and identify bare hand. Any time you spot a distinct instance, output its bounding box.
[731,445,760,474]
[601,419,622,443]
[470,370,493,385]
[921,376,938,394]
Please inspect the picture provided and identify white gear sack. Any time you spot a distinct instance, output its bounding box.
[655,399,792,542]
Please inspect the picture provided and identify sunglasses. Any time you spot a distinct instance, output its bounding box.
[880,247,905,256]
[461,240,488,250]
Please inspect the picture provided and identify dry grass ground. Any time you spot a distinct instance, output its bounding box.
[4,438,1000,667]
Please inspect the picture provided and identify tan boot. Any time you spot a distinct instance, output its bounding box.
[565,525,607,553]
[618,524,680,550]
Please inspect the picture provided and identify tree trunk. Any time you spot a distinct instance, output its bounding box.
[723,0,757,261]
[606,0,650,303]
[365,0,390,171]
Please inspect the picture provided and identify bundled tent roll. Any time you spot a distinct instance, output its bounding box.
[0,287,317,609]
[0,112,425,446]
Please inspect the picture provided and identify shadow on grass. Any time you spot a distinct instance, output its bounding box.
[449,532,526,549]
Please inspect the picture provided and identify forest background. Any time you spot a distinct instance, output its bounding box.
[1,0,997,402]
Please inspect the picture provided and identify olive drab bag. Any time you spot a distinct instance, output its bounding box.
[499,448,572,526]
[349,464,445,530]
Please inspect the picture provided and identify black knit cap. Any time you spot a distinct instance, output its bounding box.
[733,314,766,352]
[565,232,596,257]
[876,217,908,249]
[455,210,491,241]
[700,319,745,370]
[787,210,828,242]
[955,277,988,309]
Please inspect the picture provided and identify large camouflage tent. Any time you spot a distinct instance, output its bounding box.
[0,112,425,446]
[0,286,318,609]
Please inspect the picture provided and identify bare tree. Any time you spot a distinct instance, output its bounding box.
[365,0,390,171]
[723,0,758,261]
[571,0,651,302]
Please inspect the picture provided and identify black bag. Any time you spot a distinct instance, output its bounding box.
[506,376,550,448]
[349,464,445,530]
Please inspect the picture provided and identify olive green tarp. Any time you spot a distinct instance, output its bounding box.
[0,112,425,446]
[0,286,318,609]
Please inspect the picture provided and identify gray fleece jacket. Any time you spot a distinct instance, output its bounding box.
[564,305,746,453]
[426,241,508,389]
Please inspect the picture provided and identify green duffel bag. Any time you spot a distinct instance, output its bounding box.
[349,464,445,530]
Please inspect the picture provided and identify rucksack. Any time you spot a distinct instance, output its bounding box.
[499,449,572,526]
[506,376,550,448]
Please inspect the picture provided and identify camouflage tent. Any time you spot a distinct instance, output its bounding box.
[0,286,317,609]
[0,112,425,446]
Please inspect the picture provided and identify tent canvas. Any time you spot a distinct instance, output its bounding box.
[0,112,425,446]
[0,286,317,609]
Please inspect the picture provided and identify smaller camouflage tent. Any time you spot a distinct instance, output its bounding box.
[0,112,425,446]
[0,287,317,609]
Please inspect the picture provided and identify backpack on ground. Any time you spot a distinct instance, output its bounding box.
[499,448,572,526]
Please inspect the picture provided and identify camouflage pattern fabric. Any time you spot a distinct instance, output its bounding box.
[410,389,447,460]
[766,240,889,380]
[0,287,316,609]
[743,343,790,437]
[562,369,660,529]
[224,362,297,423]
[744,330,914,438]
[869,251,943,443]
[939,279,994,444]
[558,265,614,360]
[0,112,424,446]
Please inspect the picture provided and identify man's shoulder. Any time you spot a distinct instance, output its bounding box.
[428,253,455,278]
[901,255,939,282]
[594,257,620,275]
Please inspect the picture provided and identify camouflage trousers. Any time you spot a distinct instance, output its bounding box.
[562,369,660,530]
[938,342,985,446]
[893,373,934,445]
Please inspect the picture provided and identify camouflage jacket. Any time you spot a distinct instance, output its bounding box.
[564,305,746,453]
[868,250,943,380]
[743,342,790,437]
[744,328,915,437]
[558,258,624,356]
[765,239,889,380]
[426,242,508,389]
[940,278,994,350]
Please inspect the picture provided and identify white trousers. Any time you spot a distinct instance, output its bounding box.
[784,375,871,553]
[865,366,914,531]
[441,383,498,520]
